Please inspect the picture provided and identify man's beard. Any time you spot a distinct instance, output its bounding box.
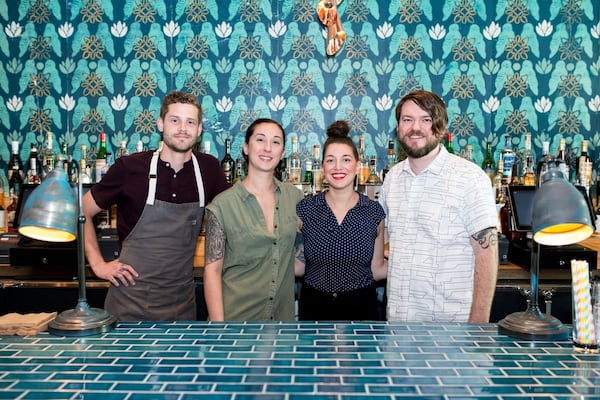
[163,134,195,153]
[399,131,441,158]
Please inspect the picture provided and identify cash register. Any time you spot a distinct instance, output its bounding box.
[506,184,597,270]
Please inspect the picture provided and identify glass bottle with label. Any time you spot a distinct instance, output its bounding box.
[311,145,323,194]
[0,174,6,233]
[116,140,129,159]
[520,133,536,186]
[79,145,92,184]
[95,132,107,183]
[481,141,495,181]
[382,139,396,181]
[557,138,570,181]
[220,138,235,184]
[42,131,56,178]
[357,135,369,185]
[135,140,144,153]
[500,135,515,181]
[288,136,302,184]
[7,141,24,183]
[367,156,382,184]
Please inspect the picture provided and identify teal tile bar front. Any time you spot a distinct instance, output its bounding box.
[0,321,599,399]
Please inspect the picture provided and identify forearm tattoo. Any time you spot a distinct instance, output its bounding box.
[295,232,305,264]
[205,210,226,264]
[471,227,498,250]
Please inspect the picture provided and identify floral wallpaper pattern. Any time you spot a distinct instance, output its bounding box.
[0,0,599,177]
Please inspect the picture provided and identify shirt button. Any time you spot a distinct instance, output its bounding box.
[166,162,170,168]
[173,173,177,178]
[274,225,277,229]
[172,193,176,198]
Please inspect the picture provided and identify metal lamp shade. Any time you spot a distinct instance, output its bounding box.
[532,172,594,246]
[18,169,78,242]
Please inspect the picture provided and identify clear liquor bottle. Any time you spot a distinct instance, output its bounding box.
[116,140,129,159]
[79,145,92,184]
[520,133,536,186]
[311,145,323,194]
[556,138,570,181]
[367,155,382,184]
[7,141,24,183]
[288,136,302,184]
[382,139,396,181]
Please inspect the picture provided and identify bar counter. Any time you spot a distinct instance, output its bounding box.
[1,321,599,399]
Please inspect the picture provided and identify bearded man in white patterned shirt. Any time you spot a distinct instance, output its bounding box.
[379,90,499,323]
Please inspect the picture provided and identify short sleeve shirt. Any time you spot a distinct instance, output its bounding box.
[297,192,385,292]
[206,180,303,321]
[379,145,498,322]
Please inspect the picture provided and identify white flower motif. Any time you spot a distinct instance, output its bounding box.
[163,21,180,38]
[110,94,128,111]
[111,21,128,38]
[535,20,553,37]
[534,96,552,113]
[268,21,286,38]
[482,96,499,113]
[375,94,393,111]
[4,21,22,38]
[268,95,286,111]
[483,22,501,40]
[215,22,232,38]
[321,94,338,111]
[588,95,600,112]
[58,22,74,38]
[428,24,446,40]
[376,22,393,39]
[59,94,75,111]
[591,22,600,40]
[6,96,22,112]
[216,96,232,113]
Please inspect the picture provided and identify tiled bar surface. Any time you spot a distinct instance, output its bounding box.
[0,322,599,399]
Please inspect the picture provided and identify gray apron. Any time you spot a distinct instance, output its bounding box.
[104,147,205,321]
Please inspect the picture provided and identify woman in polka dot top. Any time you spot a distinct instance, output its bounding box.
[295,120,387,321]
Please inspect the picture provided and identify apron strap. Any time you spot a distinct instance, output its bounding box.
[145,143,205,207]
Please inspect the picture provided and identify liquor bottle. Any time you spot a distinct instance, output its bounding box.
[135,140,144,153]
[233,155,246,184]
[0,174,6,233]
[7,141,24,183]
[288,136,302,184]
[367,155,382,184]
[357,135,370,185]
[220,138,235,184]
[500,135,515,181]
[42,131,56,178]
[382,139,396,181]
[481,141,495,182]
[576,139,593,191]
[445,132,455,154]
[493,158,506,204]
[116,140,129,159]
[556,138,570,181]
[536,140,553,182]
[79,145,92,184]
[311,145,323,194]
[95,132,107,183]
[6,190,17,232]
[520,133,536,186]
[463,144,474,162]
[304,159,313,191]
[8,162,23,199]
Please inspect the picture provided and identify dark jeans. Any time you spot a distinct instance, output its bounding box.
[299,283,379,321]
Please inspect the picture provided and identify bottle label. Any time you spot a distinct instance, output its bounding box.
[502,154,515,178]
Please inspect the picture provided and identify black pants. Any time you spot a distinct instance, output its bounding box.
[299,283,379,321]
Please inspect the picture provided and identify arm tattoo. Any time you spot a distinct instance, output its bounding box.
[205,210,226,264]
[295,232,305,264]
[471,227,498,250]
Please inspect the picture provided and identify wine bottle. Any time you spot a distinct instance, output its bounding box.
[95,132,107,183]
[7,141,24,183]
[220,138,235,184]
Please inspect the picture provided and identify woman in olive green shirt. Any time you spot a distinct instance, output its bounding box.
[203,118,303,321]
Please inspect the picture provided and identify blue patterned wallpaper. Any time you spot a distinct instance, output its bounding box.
[0,0,598,177]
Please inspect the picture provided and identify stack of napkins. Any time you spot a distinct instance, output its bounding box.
[0,312,57,336]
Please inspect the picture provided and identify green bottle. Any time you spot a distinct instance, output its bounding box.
[481,141,495,181]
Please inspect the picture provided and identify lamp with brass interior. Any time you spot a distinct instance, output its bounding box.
[498,158,594,340]
[18,168,116,336]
